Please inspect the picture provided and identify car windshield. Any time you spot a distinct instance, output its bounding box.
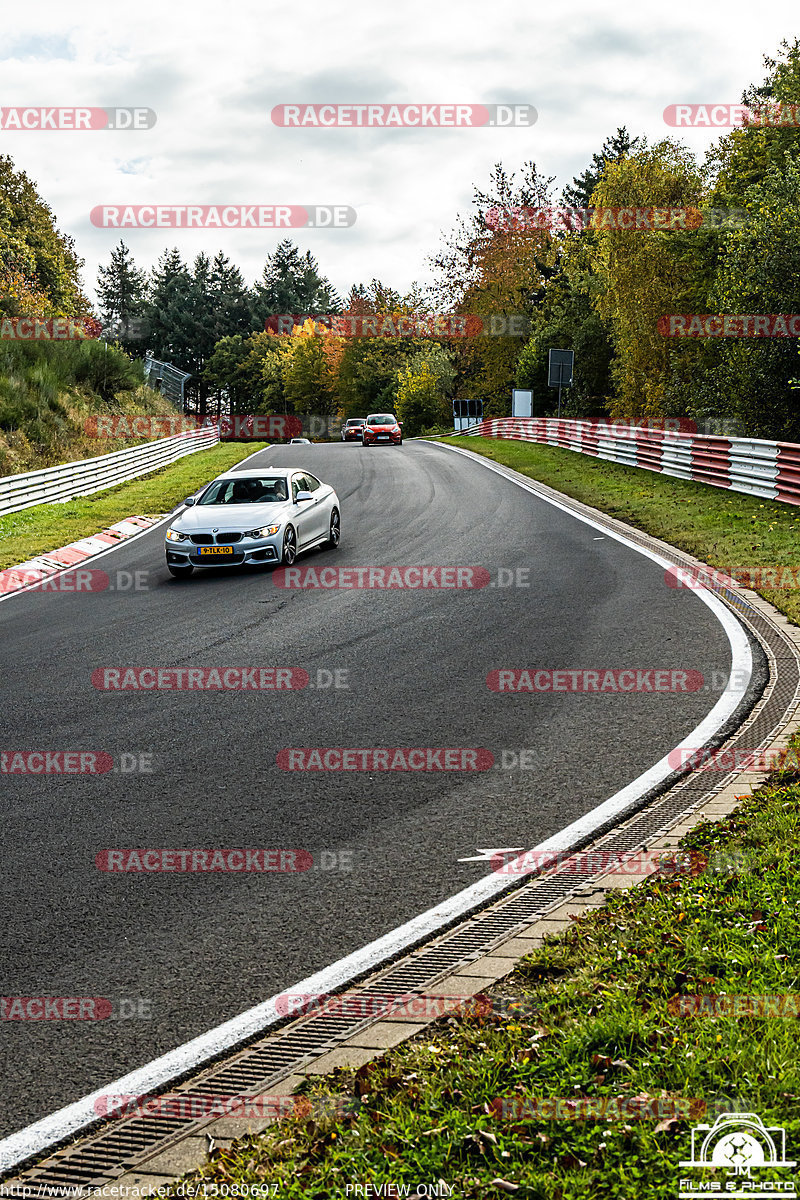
[198,477,288,504]
[347,420,363,426]
[368,415,396,425]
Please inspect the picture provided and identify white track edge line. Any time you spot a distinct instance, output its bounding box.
[0,439,753,1171]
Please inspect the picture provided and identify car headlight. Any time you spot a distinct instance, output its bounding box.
[166,528,190,542]
[244,524,281,538]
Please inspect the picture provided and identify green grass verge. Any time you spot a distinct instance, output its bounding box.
[179,752,800,1198]
[442,435,800,625]
[0,442,268,569]
[168,436,800,1196]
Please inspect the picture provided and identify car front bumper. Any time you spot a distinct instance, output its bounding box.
[165,533,282,568]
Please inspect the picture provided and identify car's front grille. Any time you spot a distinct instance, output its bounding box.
[217,532,242,544]
[190,534,213,545]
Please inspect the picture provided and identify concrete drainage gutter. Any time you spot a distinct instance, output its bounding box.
[3,457,800,1196]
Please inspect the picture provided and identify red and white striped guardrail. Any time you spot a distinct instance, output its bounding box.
[455,418,800,505]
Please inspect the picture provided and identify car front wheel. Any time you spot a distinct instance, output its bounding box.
[282,525,297,565]
[167,563,194,579]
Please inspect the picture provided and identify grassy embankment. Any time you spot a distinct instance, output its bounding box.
[0,442,269,569]
[0,337,178,475]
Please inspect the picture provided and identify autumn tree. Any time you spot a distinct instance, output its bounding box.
[395,344,455,434]
[586,141,709,421]
[0,155,91,320]
[282,319,344,417]
[429,162,558,413]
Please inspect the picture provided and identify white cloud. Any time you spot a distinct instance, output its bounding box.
[0,0,796,308]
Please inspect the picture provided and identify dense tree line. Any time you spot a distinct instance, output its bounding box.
[3,39,800,439]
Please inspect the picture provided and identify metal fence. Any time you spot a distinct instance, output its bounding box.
[142,356,193,407]
[455,417,800,506]
[0,426,220,518]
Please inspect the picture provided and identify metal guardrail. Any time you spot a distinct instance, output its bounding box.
[0,426,220,518]
[455,417,800,506]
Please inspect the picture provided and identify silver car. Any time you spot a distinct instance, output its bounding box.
[164,468,340,579]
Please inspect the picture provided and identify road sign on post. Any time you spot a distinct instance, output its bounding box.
[453,398,484,431]
[512,389,533,418]
[547,349,574,419]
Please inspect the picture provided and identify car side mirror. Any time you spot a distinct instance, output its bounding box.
[295,490,313,502]
[183,496,196,506]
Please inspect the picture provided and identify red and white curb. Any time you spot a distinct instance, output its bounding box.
[0,516,163,596]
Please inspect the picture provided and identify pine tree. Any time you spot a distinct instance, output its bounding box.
[95,241,148,348]
[144,248,195,370]
[210,251,253,334]
[562,128,644,208]
[253,239,340,321]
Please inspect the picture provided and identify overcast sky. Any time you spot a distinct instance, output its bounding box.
[2,0,797,309]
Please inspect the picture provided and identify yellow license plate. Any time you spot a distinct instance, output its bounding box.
[197,545,234,556]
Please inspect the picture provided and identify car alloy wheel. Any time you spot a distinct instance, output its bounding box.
[282,525,297,565]
[328,507,341,548]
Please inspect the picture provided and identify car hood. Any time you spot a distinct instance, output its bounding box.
[366,424,397,431]
[171,501,293,532]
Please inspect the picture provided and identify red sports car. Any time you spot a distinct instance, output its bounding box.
[341,418,366,441]
[362,413,403,447]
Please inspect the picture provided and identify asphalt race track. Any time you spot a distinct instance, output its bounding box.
[0,439,753,1135]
